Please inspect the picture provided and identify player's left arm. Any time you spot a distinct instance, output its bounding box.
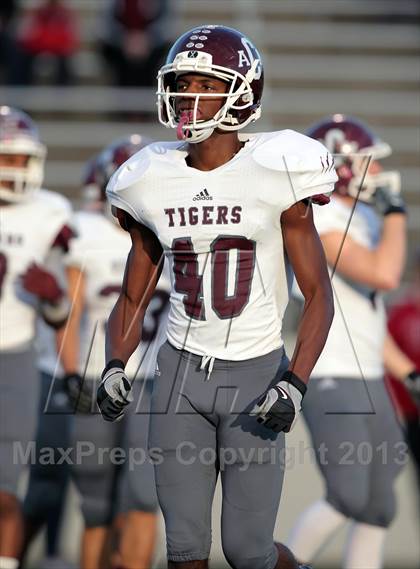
[251,201,334,433]
[282,201,334,382]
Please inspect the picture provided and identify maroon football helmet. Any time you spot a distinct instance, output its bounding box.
[306,114,400,202]
[157,25,264,143]
[0,106,46,202]
[82,134,152,208]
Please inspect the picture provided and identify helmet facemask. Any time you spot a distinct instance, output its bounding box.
[157,52,261,143]
[0,139,46,203]
[322,126,399,203]
[335,144,400,203]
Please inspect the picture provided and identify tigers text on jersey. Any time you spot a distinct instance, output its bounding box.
[107,130,337,361]
[311,196,385,379]
[37,211,171,379]
[0,189,72,351]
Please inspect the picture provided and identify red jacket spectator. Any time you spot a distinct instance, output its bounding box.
[19,0,78,57]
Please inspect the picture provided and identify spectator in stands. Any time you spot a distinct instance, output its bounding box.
[16,0,79,85]
[99,0,169,87]
[0,0,20,84]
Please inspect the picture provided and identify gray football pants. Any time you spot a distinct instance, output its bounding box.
[149,341,289,569]
[24,371,72,523]
[0,345,40,496]
[303,376,405,528]
[71,377,158,528]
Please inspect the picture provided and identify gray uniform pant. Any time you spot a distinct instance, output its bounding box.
[302,376,405,528]
[0,345,40,497]
[71,378,158,528]
[24,372,72,524]
[150,341,289,569]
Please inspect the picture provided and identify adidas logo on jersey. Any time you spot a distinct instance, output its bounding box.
[193,189,213,201]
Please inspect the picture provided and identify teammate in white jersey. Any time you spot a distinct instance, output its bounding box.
[98,25,337,569]
[57,136,170,569]
[0,106,73,569]
[287,115,417,569]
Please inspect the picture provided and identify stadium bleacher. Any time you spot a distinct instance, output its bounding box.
[3,1,419,246]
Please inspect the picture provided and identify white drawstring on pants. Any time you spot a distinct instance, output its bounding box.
[200,355,216,381]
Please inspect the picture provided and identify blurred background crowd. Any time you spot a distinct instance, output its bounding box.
[1,1,419,568]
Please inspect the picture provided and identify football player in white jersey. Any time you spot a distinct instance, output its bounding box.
[57,136,170,569]
[97,25,338,569]
[0,106,73,569]
[287,115,416,569]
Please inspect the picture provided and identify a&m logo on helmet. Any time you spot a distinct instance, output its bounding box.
[237,37,262,79]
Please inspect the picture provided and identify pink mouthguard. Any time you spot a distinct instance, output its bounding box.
[177,111,193,140]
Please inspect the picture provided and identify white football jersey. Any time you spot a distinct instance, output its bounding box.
[0,189,72,351]
[107,130,337,360]
[38,211,171,379]
[311,196,385,379]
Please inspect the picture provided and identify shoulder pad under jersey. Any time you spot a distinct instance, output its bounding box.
[107,141,182,197]
[36,188,73,213]
[252,129,335,174]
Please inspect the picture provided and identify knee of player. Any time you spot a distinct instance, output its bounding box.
[222,533,276,569]
[122,491,158,514]
[81,495,113,528]
[327,487,370,521]
[166,516,211,558]
[357,496,397,528]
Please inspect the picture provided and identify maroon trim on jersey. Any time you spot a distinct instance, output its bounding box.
[51,224,76,253]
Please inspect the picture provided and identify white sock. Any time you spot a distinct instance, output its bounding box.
[0,557,19,569]
[287,499,347,563]
[344,522,387,569]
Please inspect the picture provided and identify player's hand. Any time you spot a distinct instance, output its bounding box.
[21,263,63,303]
[373,186,406,216]
[404,370,420,398]
[250,371,307,433]
[64,373,94,414]
[97,360,133,422]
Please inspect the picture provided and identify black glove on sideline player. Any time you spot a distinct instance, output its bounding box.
[64,373,94,414]
[250,371,307,433]
[373,186,406,216]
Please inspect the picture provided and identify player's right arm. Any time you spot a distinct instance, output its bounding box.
[105,210,164,364]
[98,210,163,421]
[321,214,406,291]
[320,184,407,291]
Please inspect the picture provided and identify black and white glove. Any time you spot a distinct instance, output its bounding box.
[64,373,94,414]
[373,186,406,216]
[97,360,133,422]
[404,370,420,398]
[250,371,307,433]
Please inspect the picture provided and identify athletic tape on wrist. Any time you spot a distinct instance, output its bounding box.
[282,370,307,397]
[102,358,125,378]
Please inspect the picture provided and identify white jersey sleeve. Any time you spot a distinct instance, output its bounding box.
[1,190,73,351]
[252,130,337,209]
[106,145,156,227]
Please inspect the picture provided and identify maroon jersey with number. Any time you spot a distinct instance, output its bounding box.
[107,130,336,360]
